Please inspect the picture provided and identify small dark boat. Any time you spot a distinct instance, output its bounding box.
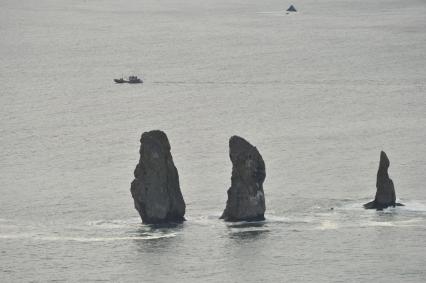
[114,78,125,83]
[114,75,143,84]
[128,75,143,84]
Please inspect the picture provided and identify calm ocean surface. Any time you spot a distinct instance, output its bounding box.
[1,0,425,281]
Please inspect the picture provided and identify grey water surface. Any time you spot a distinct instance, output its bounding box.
[1,0,425,282]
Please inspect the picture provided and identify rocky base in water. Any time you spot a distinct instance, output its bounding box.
[130,130,186,224]
[221,136,266,222]
[363,201,404,210]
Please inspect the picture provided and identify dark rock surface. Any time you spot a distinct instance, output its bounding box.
[364,151,403,210]
[221,136,266,222]
[130,130,186,224]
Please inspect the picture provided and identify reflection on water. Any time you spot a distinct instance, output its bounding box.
[226,221,267,229]
[132,222,184,253]
[229,229,270,240]
[141,222,185,231]
[226,221,270,241]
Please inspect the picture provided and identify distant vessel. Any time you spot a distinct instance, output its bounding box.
[114,75,143,84]
[114,78,125,83]
[128,75,143,84]
[287,5,297,12]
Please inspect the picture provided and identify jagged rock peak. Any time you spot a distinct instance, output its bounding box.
[364,151,403,210]
[130,130,186,224]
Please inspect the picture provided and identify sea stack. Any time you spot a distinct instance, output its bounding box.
[221,136,266,222]
[130,130,186,224]
[364,151,402,210]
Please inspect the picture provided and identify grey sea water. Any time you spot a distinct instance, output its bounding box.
[1,0,425,281]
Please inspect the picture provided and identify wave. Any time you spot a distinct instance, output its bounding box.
[312,217,425,230]
[264,214,315,224]
[360,218,424,228]
[0,232,176,242]
[336,199,426,213]
[397,201,426,212]
[188,214,315,226]
[87,218,141,229]
[315,220,339,230]
[3,201,424,240]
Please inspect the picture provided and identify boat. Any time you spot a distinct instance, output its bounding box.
[113,75,143,84]
[128,75,143,84]
[114,78,125,83]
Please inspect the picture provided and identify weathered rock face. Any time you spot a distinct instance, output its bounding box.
[130,130,186,224]
[221,136,266,222]
[364,151,402,210]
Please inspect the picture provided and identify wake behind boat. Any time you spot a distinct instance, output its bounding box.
[114,75,143,84]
